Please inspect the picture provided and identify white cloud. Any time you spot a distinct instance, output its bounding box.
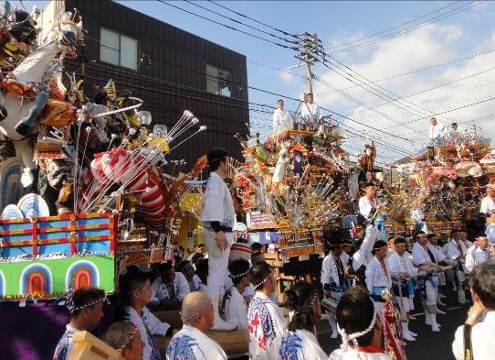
[279,70,295,84]
[313,22,495,162]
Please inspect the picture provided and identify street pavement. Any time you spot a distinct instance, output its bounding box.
[317,287,470,360]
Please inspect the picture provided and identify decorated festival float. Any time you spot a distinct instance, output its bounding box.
[233,111,352,300]
[0,5,215,358]
[385,123,492,238]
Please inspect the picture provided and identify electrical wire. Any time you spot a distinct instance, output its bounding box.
[182,0,299,45]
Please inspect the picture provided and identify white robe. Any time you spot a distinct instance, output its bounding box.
[442,240,468,260]
[150,272,190,305]
[359,196,378,219]
[365,257,392,294]
[465,245,490,273]
[272,108,293,133]
[300,102,321,122]
[329,347,392,360]
[224,286,248,329]
[452,311,495,360]
[352,225,379,270]
[275,329,327,360]
[247,292,287,360]
[165,324,227,359]
[412,242,443,266]
[321,253,349,289]
[124,306,170,360]
[480,196,495,215]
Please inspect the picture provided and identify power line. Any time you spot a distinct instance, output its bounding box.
[386,94,495,128]
[156,0,298,51]
[327,2,481,55]
[352,64,495,116]
[182,0,299,45]
[206,0,301,39]
[318,46,495,96]
[324,1,460,51]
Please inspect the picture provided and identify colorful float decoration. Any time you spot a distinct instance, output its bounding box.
[0,5,207,299]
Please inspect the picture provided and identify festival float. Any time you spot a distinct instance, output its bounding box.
[386,124,492,237]
[0,6,207,302]
[232,113,351,298]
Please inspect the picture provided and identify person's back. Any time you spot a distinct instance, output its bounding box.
[452,263,495,360]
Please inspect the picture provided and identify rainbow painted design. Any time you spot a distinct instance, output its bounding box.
[0,270,5,297]
[65,260,100,290]
[19,263,53,297]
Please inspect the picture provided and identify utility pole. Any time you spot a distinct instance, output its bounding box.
[295,32,319,95]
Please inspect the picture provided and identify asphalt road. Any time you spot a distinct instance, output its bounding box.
[317,287,469,360]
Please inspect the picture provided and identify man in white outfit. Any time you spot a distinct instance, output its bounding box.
[465,235,490,274]
[442,230,469,304]
[365,240,392,314]
[222,258,250,329]
[200,147,237,331]
[166,292,227,359]
[150,261,190,310]
[428,117,445,146]
[480,185,495,215]
[412,232,445,332]
[321,231,349,338]
[388,237,417,341]
[452,263,495,360]
[300,92,321,123]
[272,99,293,134]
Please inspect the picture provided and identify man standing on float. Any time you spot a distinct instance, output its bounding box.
[200,147,237,330]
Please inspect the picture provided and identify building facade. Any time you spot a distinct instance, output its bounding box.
[41,0,249,167]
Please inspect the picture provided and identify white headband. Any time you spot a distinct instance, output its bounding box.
[337,301,377,352]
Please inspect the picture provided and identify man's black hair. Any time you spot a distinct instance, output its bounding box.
[469,263,495,309]
[251,242,263,252]
[207,147,228,172]
[118,267,152,306]
[336,287,376,346]
[229,259,251,286]
[250,261,272,289]
[284,282,318,332]
[372,240,387,254]
[70,287,105,317]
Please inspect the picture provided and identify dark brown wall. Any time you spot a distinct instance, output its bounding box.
[65,0,249,168]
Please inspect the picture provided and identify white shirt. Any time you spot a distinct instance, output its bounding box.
[429,122,445,140]
[388,251,417,277]
[224,286,248,329]
[124,306,170,360]
[150,272,190,304]
[201,172,235,227]
[272,108,293,133]
[166,324,227,359]
[452,311,495,360]
[359,196,378,218]
[276,329,327,360]
[247,292,287,360]
[300,102,321,122]
[465,246,490,273]
[321,253,349,289]
[365,256,392,293]
[443,240,468,260]
[480,196,495,215]
[412,242,443,267]
[352,225,379,269]
[329,347,392,360]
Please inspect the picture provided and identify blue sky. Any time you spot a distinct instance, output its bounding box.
[21,1,495,161]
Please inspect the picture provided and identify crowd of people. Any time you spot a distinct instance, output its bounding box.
[50,147,495,360]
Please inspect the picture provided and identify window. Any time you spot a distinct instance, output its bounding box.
[100,27,138,71]
[206,64,232,97]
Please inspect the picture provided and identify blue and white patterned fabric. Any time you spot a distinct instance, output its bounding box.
[165,325,227,360]
[247,292,287,360]
[53,325,77,360]
[277,330,327,360]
